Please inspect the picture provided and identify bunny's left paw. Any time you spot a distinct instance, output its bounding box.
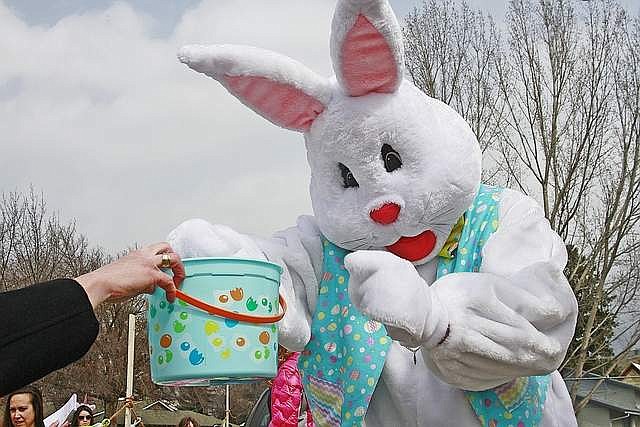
[345,251,430,339]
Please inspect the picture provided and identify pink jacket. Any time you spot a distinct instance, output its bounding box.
[269,352,313,427]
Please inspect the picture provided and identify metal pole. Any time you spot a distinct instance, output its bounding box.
[125,314,136,427]
[225,385,230,427]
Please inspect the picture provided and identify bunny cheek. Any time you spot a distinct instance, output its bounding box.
[386,230,437,262]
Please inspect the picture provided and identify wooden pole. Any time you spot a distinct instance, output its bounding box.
[225,385,230,427]
[125,314,136,427]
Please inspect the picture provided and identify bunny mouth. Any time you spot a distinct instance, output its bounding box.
[386,230,437,262]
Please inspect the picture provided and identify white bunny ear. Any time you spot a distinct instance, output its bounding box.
[330,0,404,97]
[178,45,331,133]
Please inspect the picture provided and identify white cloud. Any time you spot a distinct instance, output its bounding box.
[0,0,338,253]
[5,0,635,254]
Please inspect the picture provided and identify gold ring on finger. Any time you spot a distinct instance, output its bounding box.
[160,253,171,268]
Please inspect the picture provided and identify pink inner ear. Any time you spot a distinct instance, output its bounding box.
[224,75,325,132]
[341,14,398,97]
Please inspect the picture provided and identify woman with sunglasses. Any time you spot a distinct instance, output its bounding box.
[70,406,94,427]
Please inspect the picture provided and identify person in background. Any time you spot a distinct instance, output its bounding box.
[176,416,200,427]
[0,242,185,396]
[3,386,46,427]
[70,406,94,427]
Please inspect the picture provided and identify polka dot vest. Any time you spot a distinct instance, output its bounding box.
[298,239,391,426]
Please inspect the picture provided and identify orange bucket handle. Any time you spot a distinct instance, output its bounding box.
[175,289,287,324]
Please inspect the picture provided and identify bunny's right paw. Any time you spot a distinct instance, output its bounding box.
[167,219,264,259]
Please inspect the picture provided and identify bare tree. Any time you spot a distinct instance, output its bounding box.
[0,191,24,292]
[0,189,134,411]
[403,0,508,184]
[495,0,640,411]
[403,0,640,413]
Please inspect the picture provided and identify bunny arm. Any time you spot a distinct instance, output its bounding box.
[253,216,324,352]
[422,189,578,391]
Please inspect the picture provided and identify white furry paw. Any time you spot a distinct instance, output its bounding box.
[344,251,425,340]
[167,219,265,260]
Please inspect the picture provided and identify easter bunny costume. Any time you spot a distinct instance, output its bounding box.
[169,1,579,425]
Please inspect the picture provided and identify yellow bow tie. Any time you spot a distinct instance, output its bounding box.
[437,215,465,259]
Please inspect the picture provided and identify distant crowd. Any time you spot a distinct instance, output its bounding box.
[3,387,200,427]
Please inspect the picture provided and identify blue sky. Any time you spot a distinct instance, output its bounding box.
[4,0,204,37]
[1,0,637,253]
[7,0,635,37]
[2,1,425,27]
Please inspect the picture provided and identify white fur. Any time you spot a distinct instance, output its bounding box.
[171,0,578,425]
[306,80,480,261]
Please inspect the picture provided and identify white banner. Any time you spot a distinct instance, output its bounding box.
[44,394,78,427]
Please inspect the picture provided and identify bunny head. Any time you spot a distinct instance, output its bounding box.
[179,0,481,265]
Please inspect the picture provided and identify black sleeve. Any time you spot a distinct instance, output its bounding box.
[0,279,99,395]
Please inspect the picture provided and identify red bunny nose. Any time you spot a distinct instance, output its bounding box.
[370,203,401,225]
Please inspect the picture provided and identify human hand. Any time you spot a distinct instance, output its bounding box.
[75,242,185,308]
[345,250,449,348]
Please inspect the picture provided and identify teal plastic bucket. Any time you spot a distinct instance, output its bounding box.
[147,257,284,386]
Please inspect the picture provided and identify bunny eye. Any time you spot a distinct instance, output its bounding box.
[338,163,359,188]
[382,144,402,172]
